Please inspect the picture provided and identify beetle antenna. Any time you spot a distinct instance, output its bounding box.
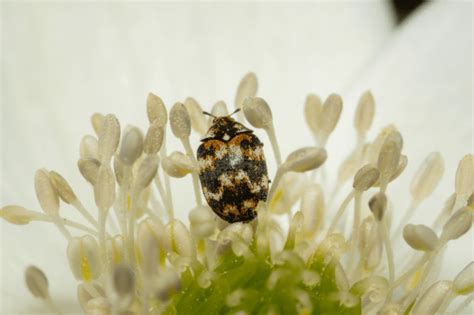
[202,111,216,118]
[229,108,241,117]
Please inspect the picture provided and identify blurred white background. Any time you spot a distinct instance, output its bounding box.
[1,1,472,314]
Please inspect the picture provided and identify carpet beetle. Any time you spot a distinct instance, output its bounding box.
[197,110,269,223]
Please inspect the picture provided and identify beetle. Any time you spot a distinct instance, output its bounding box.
[196,110,269,223]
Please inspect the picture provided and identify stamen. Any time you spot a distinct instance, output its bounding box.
[153,169,173,219]
[49,171,77,204]
[354,91,375,142]
[368,192,394,283]
[126,155,159,270]
[113,264,134,296]
[154,269,181,302]
[349,165,380,258]
[304,93,322,137]
[35,169,59,215]
[146,93,174,216]
[268,172,307,214]
[242,96,282,166]
[389,154,408,182]
[210,100,228,123]
[377,130,403,192]
[468,192,474,208]
[353,164,380,192]
[147,95,175,216]
[300,184,325,237]
[106,236,124,267]
[327,190,355,235]
[410,152,445,203]
[432,193,457,230]
[134,155,159,190]
[143,121,164,155]
[335,262,350,292]
[318,93,343,146]
[35,169,72,240]
[184,97,208,135]
[77,282,105,312]
[333,145,367,199]
[85,297,111,314]
[49,170,99,228]
[146,93,167,127]
[226,288,246,306]
[440,207,472,242]
[352,276,389,306]
[94,166,116,211]
[452,294,474,314]
[364,123,386,156]
[284,211,303,250]
[25,265,49,300]
[110,264,134,312]
[391,253,431,289]
[25,266,62,315]
[398,208,469,312]
[162,151,196,178]
[377,303,401,315]
[138,218,164,276]
[93,165,116,276]
[79,135,99,160]
[2,206,98,234]
[402,224,438,252]
[362,231,383,273]
[454,154,474,210]
[78,158,101,185]
[164,219,194,258]
[269,147,326,201]
[301,270,321,288]
[197,270,213,289]
[283,146,327,173]
[118,126,144,166]
[392,152,444,239]
[159,128,174,219]
[411,280,453,315]
[41,215,98,235]
[357,216,376,264]
[91,113,105,136]
[97,114,120,164]
[170,102,202,205]
[293,288,313,313]
[234,72,258,119]
[67,235,101,282]
[453,261,474,295]
[0,205,41,225]
[170,102,191,139]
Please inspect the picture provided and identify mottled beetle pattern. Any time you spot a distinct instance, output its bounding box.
[197,113,269,223]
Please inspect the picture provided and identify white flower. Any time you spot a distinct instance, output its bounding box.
[1,2,471,314]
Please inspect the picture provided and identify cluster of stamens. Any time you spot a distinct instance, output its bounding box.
[1,72,473,315]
